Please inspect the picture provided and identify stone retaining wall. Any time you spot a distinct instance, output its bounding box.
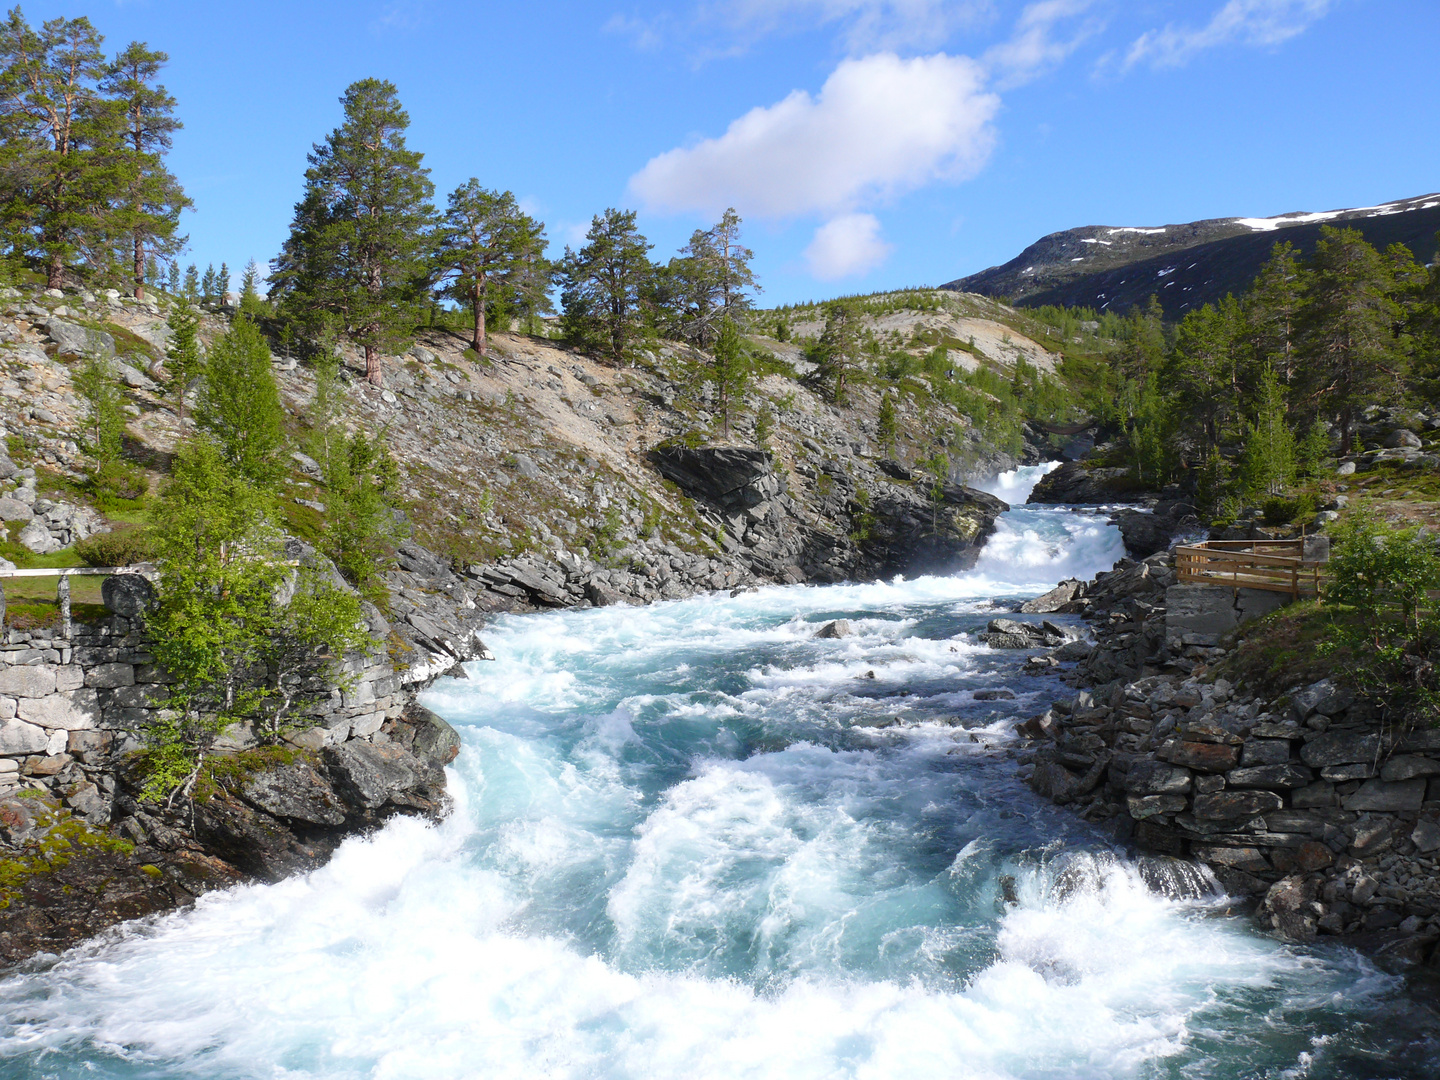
[0,608,417,821]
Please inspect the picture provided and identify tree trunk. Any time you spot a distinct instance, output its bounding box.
[46,250,65,291]
[472,282,486,355]
[133,233,145,300]
[365,344,383,387]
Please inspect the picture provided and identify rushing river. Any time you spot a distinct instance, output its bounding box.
[2,465,1439,1079]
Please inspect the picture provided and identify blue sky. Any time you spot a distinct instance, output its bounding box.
[21,0,1440,306]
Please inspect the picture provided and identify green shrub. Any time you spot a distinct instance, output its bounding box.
[74,528,153,567]
[1261,493,1316,526]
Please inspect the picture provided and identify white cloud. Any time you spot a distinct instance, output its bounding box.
[982,0,1099,87]
[1124,0,1332,70]
[629,52,998,219]
[805,213,893,279]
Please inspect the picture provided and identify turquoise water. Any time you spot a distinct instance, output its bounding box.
[0,478,1436,1079]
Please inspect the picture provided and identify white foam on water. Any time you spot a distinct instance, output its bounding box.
[0,800,1387,1080]
[972,461,1062,505]
[0,500,1416,1079]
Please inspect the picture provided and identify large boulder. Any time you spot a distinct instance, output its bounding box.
[1028,461,1138,504]
[102,573,155,617]
[648,445,782,510]
[45,317,115,359]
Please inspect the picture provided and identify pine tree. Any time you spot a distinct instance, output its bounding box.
[1164,299,1240,452]
[165,302,201,423]
[435,181,548,355]
[1243,241,1307,388]
[0,11,129,289]
[200,263,216,306]
[240,258,260,300]
[145,253,158,287]
[666,208,759,349]
[706,318,750,436]
[1297,227,1408,453]
[272,78,436,386]
[558,208,653,364]
[811,301,861,404]
[74,353,125,468]
[218,261,230,304]
[1238,365,1296,497]
[877,390,898,456]
[182,262,198,299]
[98,40,189,299]
[322,430,402,594]
[195,318,285,484]
[166,259,178,293]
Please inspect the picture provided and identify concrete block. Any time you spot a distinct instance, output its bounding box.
[1235,588,1289,625]
[1164,585,1238,647]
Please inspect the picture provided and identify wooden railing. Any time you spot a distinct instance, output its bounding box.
[0,566,138,639]
[1174,539,1324,598]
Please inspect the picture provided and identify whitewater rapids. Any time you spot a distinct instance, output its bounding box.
[0,465,1434,1079]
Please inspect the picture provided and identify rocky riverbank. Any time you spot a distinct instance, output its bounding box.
[1010,550,1440,969]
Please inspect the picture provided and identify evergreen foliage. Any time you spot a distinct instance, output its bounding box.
[663,208,758,348]
[1237,365,1297,497]
[273,78,435,385]
[163,301,201,423]
[558,208,653,364]
[810,301,861,404]
[0,11,126,288]
[73,352,124,468]
[435,181,548,355]
[876,391,898,455]
[97,39,188,299]
[705,317,750,436]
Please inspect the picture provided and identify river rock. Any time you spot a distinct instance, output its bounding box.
[323,740,433,810]
[1019,578,1083,614]
[0,665,57,698]
[1158,739,1238,773]
[241,762,347,826]
[1379,755,1440,782]
[0,718,49,755]
[1125,759,1193,795]
[1290,680,1355,720]
[1241,739,1293,767]
[16,689,100,730]
[1260,874,1320,941]
[0,497,32,522]
[815,619,852,639]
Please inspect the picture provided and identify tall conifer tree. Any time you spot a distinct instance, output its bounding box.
[98,40,188,299]
[272,78,435,386]
[435,181,548,355]
[0,11,126,288]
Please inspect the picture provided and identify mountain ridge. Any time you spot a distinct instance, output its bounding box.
[944,192,1440,317]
